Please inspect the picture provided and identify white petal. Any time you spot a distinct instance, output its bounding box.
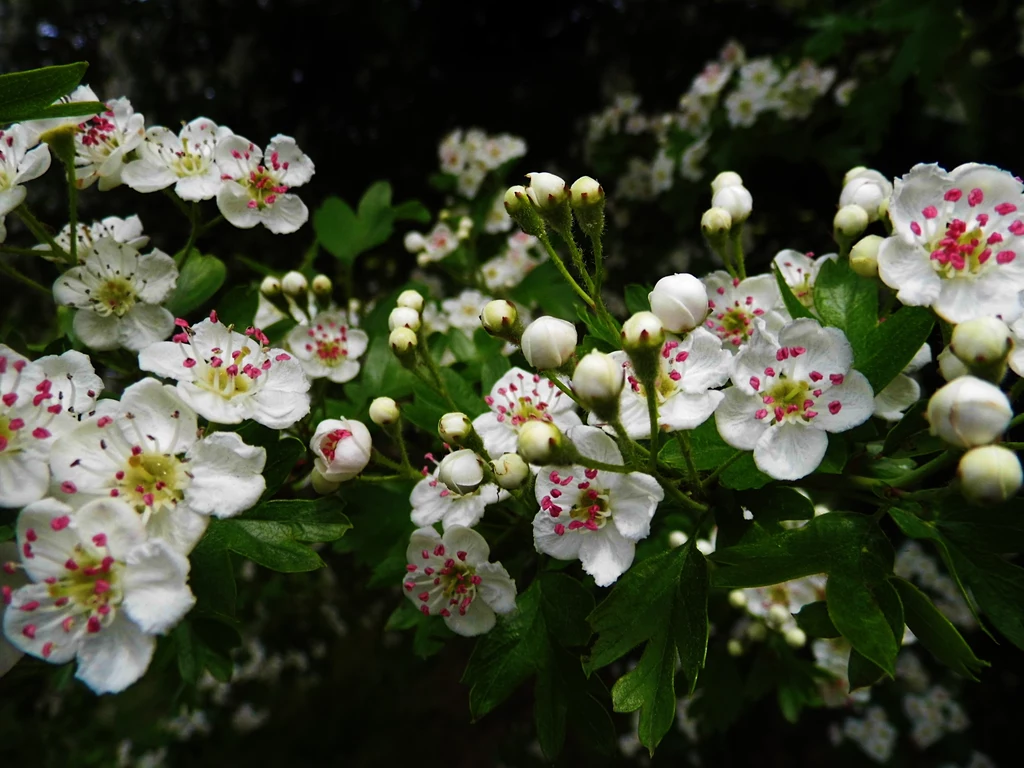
[715,386,767,450]
[184,432,267,517]
[444,599,495,637]
[121,159,178,193]
[472,412,518,459]
[145,505,209,556]
[476,562,517,614]
[135,249,178,304]
[73,311,122,351]
[216,182,261,229]
[25,349,103,416]
[406,526,442,563]
[659,390,723,431]
[246,386,310,429]
[729,319,781,392]
[326,360,361,383]
[266,135,314,187]
[873,373,920,422]
[263,194,308,235]
[0,186,26,218]
[118,305,175,351]
[936,274,1024,324]
[810,370,875,432]
[122,540,195,633]
[610,471,663,541]
[579,526,636,587]
[0,449,50,508]
[3,582,80,665]
[72,498,148,561]
[345,328,369,359]
[74,613,156,694]
[781,319,854,384]
[441,526,490,564]
[877,237,942,306]
[566,424,623,465]
[119,378,197,455]
[15,144,52,183]
[439,494,491,530]
[532,510,583,560]
[889,164,950,243]
[16,498,78,581]
[754,422,828,480]
[675,327,732,392]
[175,169,223,201]
[137,341,190,381]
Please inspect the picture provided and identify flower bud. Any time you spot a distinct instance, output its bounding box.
[310,468,341,495]
[260,276,282,297]
[746,622,767,642]
[389,327,418,357]
[491,453,530,490]
[938,345,969,381]
[457,216,473,239]
[711,185,752,224]
[840,177,889,222]
[525,172,569,210]
[404,231,426,253]
[438,412,473,444]
[504,185,546,237]
[311,274,333,296]
[572,350,624,417]
[517,420,564,464]
[480,299,520,336]
[728,590,747,609]
[767,604,791,628]
[727,638,745,657]
[369,396,400,426]
[521,316,578,370]
[711,171,744,196]
[850,234,883,277]
[397,289,424,312]
[621,311,665,352]
[649,273,708,333]
[950,317,1012,368]
[926,375,1012,448]
[701,207,733,236]
[668,530,689,548]
[281,270,308,297]
[784,627,807,649]
[437,449,484,495]
[388,306,421,332]
[310,418,372,484]
[958,445,1023,504]
[843,166,869,187]
[834,204,869,238]
[570,176,604,208]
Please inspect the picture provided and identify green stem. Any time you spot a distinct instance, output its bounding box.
[177,203,200,267]
[0,245,50,257]
[544,371,583,409]
[412,346,458,412]
[0,260,50,295]
[162,187,192,218]
[1000,441,1024,450]
[559,230,597,295]
[611,417,639,465]
[14,205,69,263]
[589,233,604,291]
[730,226,747,280]
[371,448,420,480]
[198,214,225,236]
[657,473,708,513]
[701,450,746,490]
[574,457,634,475]
[1009,377,1024,402]
[538,234,596,309]
[644,386,660,474]
[887,450,958,490]
[355,474,406,484]
[1010,413,1024,430]
[674,431,701,489]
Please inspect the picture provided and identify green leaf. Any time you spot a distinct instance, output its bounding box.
[826,574,900,677]
[735,487,814,526]
[795,601,840,638]
[935,502,1024,554]
[357,181,396,249]
[0,63,98,124]
[671,545,709,691]
[624,284,652,315]
[813,257,878,353]
[856,306,935,393]
[539,572,594,648]
[314,197,361,262]
[0,525,12,542]
[611,627,677,754]
[773,265,814,320]
[258,436,305,500]
[174,622,199,686]
[165,251,227,318]
[817,433,848,474]
[881,400,928,456]
[658,420,770,490]
[511,260,578,321]
[891,577,986,679]
[212,498,351,573]
[215,284,259,329]
[481,354,511,394]
[189,530,237,619]
[941,537,1024,651]
[392,199,431,223]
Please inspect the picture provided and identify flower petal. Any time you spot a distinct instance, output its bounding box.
[74,612,156,694]
[754,422,828,480]
[184,432,267,518]
[579,526,636,587]
[715,386,767,450]
[811,370,875,432]
[476,562,517,614]
[122,540,195,634]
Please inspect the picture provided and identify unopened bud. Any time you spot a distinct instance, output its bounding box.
[457,216,473,238]
[437,449,484,495]
[397,289,424,312]
[311,274,333,296]
[572,350,624,418]
[840,175,890,222]
[701,207,733,236]
[438,412,473,444]
[480,299,521,338]
[711,171,744,196]
[950,317,1012,373]
[668,530,689,548]
[958,445,1023,504]
[711,185,752,224]
[491,453,530,490]
[389,326,418,357]
[260,276,282,297]
[525,172,569,211]
[728,590,747,609]
[369,397,400,426]
[649,273,708,333]
[850,234,883,277]
[621,311,665,352]
[767,604,791,628]
[521,316,578,370]
[404,231,426,253]
[927,375,1012,448]
[389,307,421,332]
[504,185,545,237]
[843,166,869,187]
[784,627,807,649]
[281,270,308,297]
[834,204,869,238]
[938,345,969,381]
[517,420,565,464]
[311,418,372,484]
[746,622,767,642]
[570,176,606,238]
[310,468,341,495]
[727,638,745,657]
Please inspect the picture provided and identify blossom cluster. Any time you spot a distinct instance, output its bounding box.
[438,128,526,199]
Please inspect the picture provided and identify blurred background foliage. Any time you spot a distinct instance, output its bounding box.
[2,0,1023,765]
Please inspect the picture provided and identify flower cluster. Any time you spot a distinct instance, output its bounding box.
[438,128,526,198]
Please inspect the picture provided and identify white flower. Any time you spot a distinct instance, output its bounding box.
[410,452,507,530]
[0,345,103,508]
[19,85,99,144]
[311,418,371,483]
[53,237,177,352]
[457,163,487,199]
[402,525,516,636]
[702,270,789,351]
[0,541,27,677]
[878,163,1024,323]
[680,137,709,182]
[285,311,368,383]
[73,97,146,190]
[594,328,731,439]
[716,318,874,480]
[439,129,467,174]
[772,249,836,310]
[0,123,52,216]
[484,192,513,234]
[472,367,582,459]
[650,149,675,194]
[2,497,195,694]
[215,134,314,234]
[532,426,663,587]
[873,342,931,422]
[40,215,150,258]
[441,289,491,332]
[412,222,460,266]
[691,63,733,96]
[138,316,311,428]
[724,87,766,128]
[122,118,229,201]
[739,57,781,95]
[49,378,267,554]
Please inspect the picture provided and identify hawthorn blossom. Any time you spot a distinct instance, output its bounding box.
[473,367,582,459]
[878,163,1024,323]
[310,418,371,484]
[410,452,507,530]
[592,328,731,439]
[53,237,177,352]
[215,134,314,234]
[122,118,229,201]
[873,342,932,422]
[2,497,195,694]
[715,318,874,480]
[39,215,150,259]
[138,315,311,429]
[402,526,516,636]
[49,378,267,554]
[442,289,491,332]
[772,249,836,310]
[0,541,26,678]
[533,426,664,587]
[484,192,513,234]
[20,84,100,144]
[701,271,789,351]
[73,96,146,190]
[0,123,52,217]
[406,222,461,266]
[0,345,103,508]
[741,574,826,636]
[285,311,368,383]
